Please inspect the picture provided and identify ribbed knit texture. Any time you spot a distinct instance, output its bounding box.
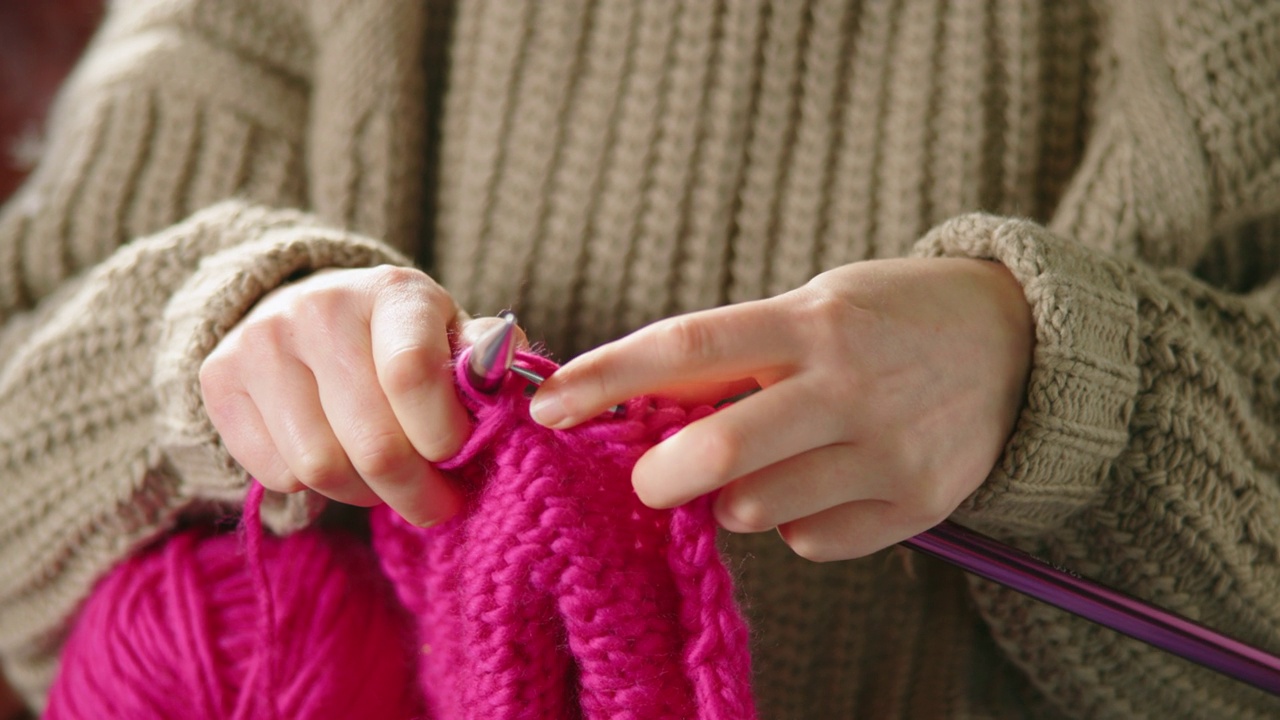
[0,0,425,701]
[370,351,753,720]
[2,0,1280,717]
[434,0,1098,355]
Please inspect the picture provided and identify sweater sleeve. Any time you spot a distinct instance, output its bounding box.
[905,1,1280,715]
[0,0,427,708]
[0,204,415,705]
[914,213,1280,717]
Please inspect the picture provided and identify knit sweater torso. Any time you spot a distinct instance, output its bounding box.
[426,3,1091,715]
[428,0,1093,356]
[2,0,1280,717]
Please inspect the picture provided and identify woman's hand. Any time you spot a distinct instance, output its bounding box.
[200,266,515,527]
[531,258,1034,561]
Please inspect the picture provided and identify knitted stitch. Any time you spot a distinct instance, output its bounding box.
[370,351,755,720]
[4,1,1280,717]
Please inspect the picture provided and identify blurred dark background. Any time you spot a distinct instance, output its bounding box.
[0,0,104,203]
[0,4,101,715]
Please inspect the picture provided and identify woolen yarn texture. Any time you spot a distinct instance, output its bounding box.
[371,350,755,720]
[44,483,420,720]
[45,351,754,719]
[3,1,1280,716]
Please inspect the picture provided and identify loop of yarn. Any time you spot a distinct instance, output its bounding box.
[370,349,756,720]
[45,486,420,720]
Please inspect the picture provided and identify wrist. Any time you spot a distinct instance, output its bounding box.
[912,213,1140,539]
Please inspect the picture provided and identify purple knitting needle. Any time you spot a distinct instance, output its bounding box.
[902,520,1280,695]
[470,314,1280,694]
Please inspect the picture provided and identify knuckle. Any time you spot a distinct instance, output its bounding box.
[198,364,252,434]
[658,316,722,368]
[238,312,295,351]
[291,447,349,492]
[198,354,234,400]
[379,344,437,396]
[256,470,302,494]
[201,393,238,432]
[368,265,450,305]
[369,264,424,289]
[416,426,465,463]
[795,284,866,357]
[797,283,845,327]
[348,431,414,481]
[296,284,350,325]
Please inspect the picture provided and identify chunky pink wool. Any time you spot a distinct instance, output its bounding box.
[370,350,756,720]
[46,350,755,719]
[45,485,421,719]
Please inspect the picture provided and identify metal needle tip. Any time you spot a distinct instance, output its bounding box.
[465,311,625,417]
[466,311,519,393]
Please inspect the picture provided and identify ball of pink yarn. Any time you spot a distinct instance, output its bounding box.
[45,523,420,720]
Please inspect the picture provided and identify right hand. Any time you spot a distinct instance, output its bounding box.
[200,265,516,527]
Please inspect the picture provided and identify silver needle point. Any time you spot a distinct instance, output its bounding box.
[465,311,519,393]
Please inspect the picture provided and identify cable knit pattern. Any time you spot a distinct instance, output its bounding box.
[3,0,1280,717]
[370,351,754,720]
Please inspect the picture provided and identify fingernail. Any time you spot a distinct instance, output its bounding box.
[529,393,569,428]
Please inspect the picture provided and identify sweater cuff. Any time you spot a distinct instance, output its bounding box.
[154,216,412,534]
[911,214,1141,539]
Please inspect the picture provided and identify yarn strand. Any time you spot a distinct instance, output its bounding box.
[46,349,753,719]
[235,482,278,720]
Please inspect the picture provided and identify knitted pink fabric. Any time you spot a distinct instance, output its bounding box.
[370,351,756,720]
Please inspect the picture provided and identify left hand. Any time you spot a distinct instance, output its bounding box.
[530,257,1034,561]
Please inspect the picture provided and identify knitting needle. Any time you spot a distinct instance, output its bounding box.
[464,311,522,393]
[466,313,1280,694]
[465,312,623,414]
[903,521,1280,694]
[706,387,1280,691]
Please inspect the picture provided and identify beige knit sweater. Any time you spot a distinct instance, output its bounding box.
[2,0,1280,717]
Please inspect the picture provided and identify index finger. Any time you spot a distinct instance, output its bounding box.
[532,297,799,428]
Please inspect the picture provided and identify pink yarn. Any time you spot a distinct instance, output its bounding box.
[45,485,421,720]
[47,350,755,719]
[371,350,756,720]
